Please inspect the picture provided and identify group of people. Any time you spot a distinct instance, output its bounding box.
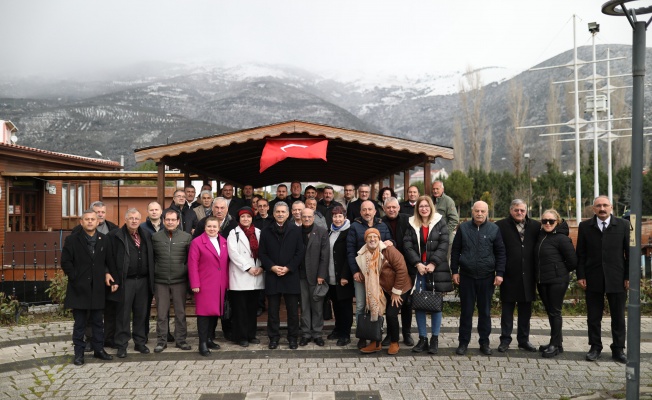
[61,180,629,365]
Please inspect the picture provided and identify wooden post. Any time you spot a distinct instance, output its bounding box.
[404,169,410,199]
[424,161,432,197]
[183,172,190,188]
[157,163,165,208]
[389,175,395,193]
[370,182,377,201]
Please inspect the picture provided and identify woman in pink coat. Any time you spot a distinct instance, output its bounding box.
[188,216,229,356]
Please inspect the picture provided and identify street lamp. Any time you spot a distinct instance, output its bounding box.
[601,2,651,398]
[524,153,532,217]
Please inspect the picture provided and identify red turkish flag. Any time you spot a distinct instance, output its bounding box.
[259,139,328,173]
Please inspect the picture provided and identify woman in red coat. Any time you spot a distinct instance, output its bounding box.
[188,216,229,356]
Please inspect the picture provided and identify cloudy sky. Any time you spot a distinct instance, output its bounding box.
[3,0,638,79]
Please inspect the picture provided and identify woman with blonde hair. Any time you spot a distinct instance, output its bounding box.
[403,195,452,354]
[536,209,577,358]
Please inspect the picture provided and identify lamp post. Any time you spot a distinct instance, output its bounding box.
[588,22,601,199]
[601,2,650,398]
[524,153,532,217]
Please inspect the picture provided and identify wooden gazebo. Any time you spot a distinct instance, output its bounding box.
[134,120,454,206]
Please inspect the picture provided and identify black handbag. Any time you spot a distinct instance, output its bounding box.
[222,292,232,320]
[355,312,384,342]
[411,274,443,313]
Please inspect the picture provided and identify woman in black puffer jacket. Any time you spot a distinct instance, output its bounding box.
[536,209,577,358]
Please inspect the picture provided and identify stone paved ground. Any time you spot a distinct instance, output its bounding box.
[0,317,650,399]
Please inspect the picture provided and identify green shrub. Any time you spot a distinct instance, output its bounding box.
[45,271,70,316]
[0,292,19,325]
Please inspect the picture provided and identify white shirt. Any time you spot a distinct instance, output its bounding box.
[598,216,611,231]
[209,236,221,256]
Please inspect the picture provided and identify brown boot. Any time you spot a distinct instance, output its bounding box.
[360,341,381,353]
[388,342,400,355]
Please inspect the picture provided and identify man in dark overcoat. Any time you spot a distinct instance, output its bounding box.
[259,201,306,350]
[576,195,629,364]
[107,208,155,358]
[62,209,117,366]
[495,199,540,353]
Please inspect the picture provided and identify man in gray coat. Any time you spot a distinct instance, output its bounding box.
[298,208,330,347]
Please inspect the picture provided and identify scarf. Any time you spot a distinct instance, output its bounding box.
[364,246,385,321]
[240,224,259,260]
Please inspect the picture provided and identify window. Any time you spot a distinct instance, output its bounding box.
[62,182,86,217]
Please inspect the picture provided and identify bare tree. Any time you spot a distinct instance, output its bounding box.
[610,78,631,171]
[483,127,493,172]
[452,118,466,171]
[546,79,561,169]
[458,66,486,170]
[507,80,529,175]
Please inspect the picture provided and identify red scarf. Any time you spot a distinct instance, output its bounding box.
[240,224,259,260]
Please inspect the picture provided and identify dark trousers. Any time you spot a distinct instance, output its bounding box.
[328,285,353,338]
[538,281,568,347]
[267,293,300,341]
[499,301,532,345]
[115,277,149,350]
[214,291,231,340]
[586,290,627,350]
[384,291,409,342]
[103,301,117,345]
[197,315,218,344]
[231,290,260,342]
[400,276,415,335]
[73,309,104,354]
[458,275,495,346]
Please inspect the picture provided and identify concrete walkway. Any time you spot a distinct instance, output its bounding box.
[0,316,650,399]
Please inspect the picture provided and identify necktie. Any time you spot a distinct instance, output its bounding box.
[132,232,140,248]
[602,221,607,232]
[516,222,525,242]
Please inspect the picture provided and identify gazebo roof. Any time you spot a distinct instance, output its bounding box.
[134,120,453,187]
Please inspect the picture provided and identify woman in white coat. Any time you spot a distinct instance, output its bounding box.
[228,207,265,347]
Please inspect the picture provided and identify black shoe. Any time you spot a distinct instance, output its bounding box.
[612,350,627,364]
[93,350,113,361]
[134,344,150,354]
[314,338,325,347]
[154,343,166,353]
[518,342,538,352]
[411,336,428,353]
[455,343,468,355]
[249,338,261,344]
[497,342,509,353]
[357,339,367,349]
[336,337,351,346]
[116,348,127,358]
[403,333,415,346]
[299,337,311,346]
[381,334,391,347]
[175,342,192,351]
[428,336,439,355]
[84,340,92,353]
[480,344,492,356]
[288,340,298,350]
[256,308,264,317]
[238,340,249,347]
[586,345,601,361]
[327,331,338,340]
[167,332,175,343]
[268,340,279,350]
[539,344,564,354]
[73,353,84,366]
[199,342,211,357]
[207,339,220,350]
[542,345,559,358]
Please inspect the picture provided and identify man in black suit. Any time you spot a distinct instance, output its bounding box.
[381,196,414,347]
[346,184,381,222]
[400,185,420,216]
[495,199,540,353]
[259,201,305,350]
[222,183,245,219]
[169,189,198,234]
[62,209,116,365]
[576,195,629,364]
[108,208,155,358]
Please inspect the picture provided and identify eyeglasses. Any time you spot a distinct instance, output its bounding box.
[541,219,556,225]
